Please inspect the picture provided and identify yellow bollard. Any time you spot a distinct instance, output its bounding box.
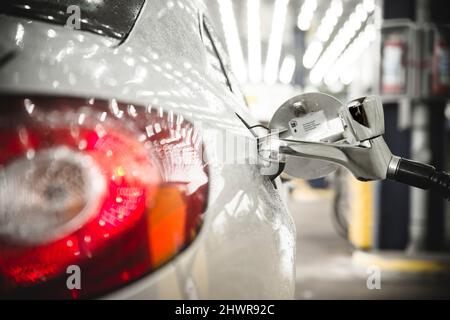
[348,176,374,250]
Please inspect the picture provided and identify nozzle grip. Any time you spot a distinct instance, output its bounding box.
[388,158,450,200]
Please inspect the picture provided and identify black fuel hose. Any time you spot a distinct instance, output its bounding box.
[387,158,450,200]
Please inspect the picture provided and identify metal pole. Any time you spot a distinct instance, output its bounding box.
[407,0,430,252]
[408,102,430,252]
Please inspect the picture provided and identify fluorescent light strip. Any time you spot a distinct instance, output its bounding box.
[325,24,376,86]
[309,3,373,84]
[303,41,323,69]
[264,0,290,84]
[279,54,296,84]
[247,0,262,83]
[297,0,317,31]
[316,0,343,42]
[302,0,341,69]
[218,0,247,83]
[363,0,376,13]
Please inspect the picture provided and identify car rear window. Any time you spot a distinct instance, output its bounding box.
[0,0,145,40]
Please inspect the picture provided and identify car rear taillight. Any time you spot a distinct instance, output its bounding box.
[0,95,208,299]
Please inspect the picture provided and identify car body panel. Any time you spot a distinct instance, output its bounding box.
[0,0,296,299]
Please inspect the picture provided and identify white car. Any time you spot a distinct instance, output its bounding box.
[0,0,295,299]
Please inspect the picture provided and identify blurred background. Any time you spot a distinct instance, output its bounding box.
[205,0,450,299]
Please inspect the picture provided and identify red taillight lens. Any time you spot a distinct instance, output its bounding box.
[0,96,208,299]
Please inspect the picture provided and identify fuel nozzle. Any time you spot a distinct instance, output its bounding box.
[264,92,450,201]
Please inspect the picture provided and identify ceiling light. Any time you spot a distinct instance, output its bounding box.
[264,0,290,84]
